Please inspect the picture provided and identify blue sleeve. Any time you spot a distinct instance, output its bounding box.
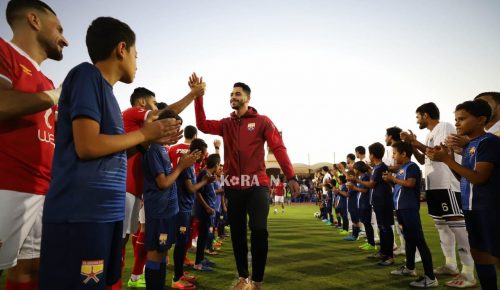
[406,164,421,181]
[477,137,500,164]
[146,146,166,178]
[197,170,207,193]
[66,64,102,123]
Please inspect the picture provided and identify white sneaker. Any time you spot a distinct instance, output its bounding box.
[391,265,417,276]
[433,265,459,276]
[409,275,438,288]
[445,274,477,288]
[274,208,278,214]
[393,247,406,256]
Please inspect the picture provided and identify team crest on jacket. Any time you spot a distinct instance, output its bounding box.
[179,226,187,234]
[247,122,256,131]
[80,260,104,285]
[398,169,404,175]
[468,146,476,157]
[159,233,168,245]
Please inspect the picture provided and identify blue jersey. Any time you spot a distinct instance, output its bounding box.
[338,184,348,209]
[357,174,371,209]
[393,162,421,210]
[371,163,393,208]
[348,189,359,211]
[176,165,196,212]
[44,63,126,223]
[461,133,500,210]
[196,170,216,215]
[214,180,222,212]
[142,144,179,219]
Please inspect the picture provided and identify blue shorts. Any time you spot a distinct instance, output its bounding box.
[176,211,192,246]
[145,216,177,252]
[359,207,372,224]
[464,210,499,257]
[39,221,122,290]
[348,207,359,223]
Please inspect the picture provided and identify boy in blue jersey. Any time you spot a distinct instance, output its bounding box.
[193,154,221,271]
[344,171,361,241]
[38,17,183,290]
[142,110,202,290]
[334,175,350,234]
[427,99,500,290]
[172,139,212,289]
[383,141,437,288]
[348,161,376,251]
[325,183,335,226]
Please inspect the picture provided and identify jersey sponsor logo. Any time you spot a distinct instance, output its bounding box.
[179,226,187,234]
[19,64,32,76]
[159,233,168,245]
[247,122,256,131]
[468,146,476,157]
[80,260,104,285]
[38,108,55,147]
[398,169,404,175]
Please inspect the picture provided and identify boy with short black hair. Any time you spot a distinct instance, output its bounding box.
[427,99,500,289]
[384,141,437,288]
[38,17,182,290]
[172,138,212,289]
[193,154,220,271]
[142,114,201,290]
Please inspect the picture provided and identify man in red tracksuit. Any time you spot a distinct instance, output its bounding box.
[194,82,300,290]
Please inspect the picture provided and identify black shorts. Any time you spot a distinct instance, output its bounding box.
[39,221,123,290]
[464,210,499,257]
[373,206,395,227]
[426,189,463,218]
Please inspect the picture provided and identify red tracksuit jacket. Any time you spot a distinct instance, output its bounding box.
[194,96,295,190]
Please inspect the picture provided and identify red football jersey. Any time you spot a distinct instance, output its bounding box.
[123,107,151,197]
[168,143,190,169]
[0,38,55,195]
[274,182,285,196]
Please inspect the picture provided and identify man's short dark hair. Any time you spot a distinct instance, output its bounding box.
[392,141,413,159]
[416,102,440,120]
[355,146,366,155]
[207,154,221,169]
[6,0,55,27]
[322,166,329,172]
[86,17,135,64]
[130,87,155,106]
[386,126,402,142]
[455,99,492,125]
[234,82,251,96]
[184,125,197,139]
[475,92,500,105]
[368,142,385,159]
[158,109,182,124]
[346,153,355,161]
[189,138,208,152]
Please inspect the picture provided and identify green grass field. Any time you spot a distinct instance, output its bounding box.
[1,203,498,289]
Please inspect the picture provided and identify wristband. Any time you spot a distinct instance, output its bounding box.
[43,85,62,105]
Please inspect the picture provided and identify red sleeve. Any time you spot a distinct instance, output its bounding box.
[194,96,223,136]
[123,108,150,133]
[0,40,14,84]
[263,116,295,180]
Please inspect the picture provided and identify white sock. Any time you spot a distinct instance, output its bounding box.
[131,274,141,281]
[434,218,457,268]
[371,210,379,240]
[447,220,475,275]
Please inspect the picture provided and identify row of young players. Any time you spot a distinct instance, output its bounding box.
[316,97,500,289]
[124,96,228,290]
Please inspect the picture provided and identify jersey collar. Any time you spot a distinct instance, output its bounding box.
[6,41,42,72]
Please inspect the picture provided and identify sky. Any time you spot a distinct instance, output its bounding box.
[2,0,499,166]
